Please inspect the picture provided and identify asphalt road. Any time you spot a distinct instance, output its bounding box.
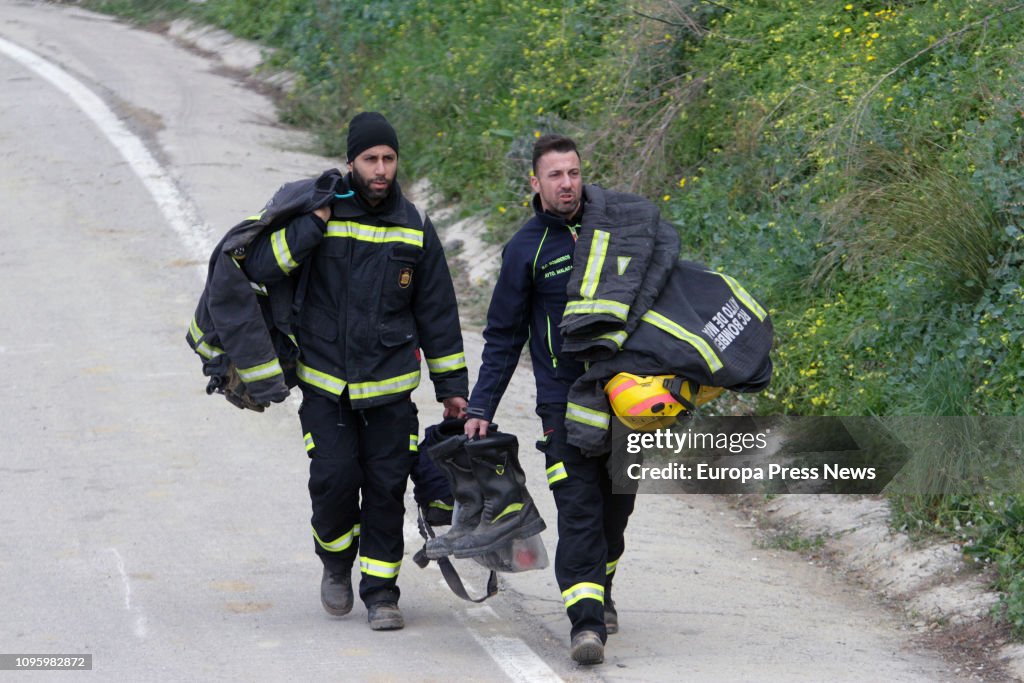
[0,3,975,681]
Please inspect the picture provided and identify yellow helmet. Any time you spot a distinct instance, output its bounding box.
[604,373,724,431]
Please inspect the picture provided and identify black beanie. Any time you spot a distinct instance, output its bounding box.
[346,112,399,162]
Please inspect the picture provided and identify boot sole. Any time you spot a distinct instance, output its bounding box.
[450,516,547,559]
[571,639,605,665]
[368,616,404,631]
[321,596,353,617]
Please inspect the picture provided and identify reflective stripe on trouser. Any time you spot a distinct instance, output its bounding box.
[300,388,418,605]
[536,403,636,641]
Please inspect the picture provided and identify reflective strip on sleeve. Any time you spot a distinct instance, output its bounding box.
[597,330,628,349]
[566,402,611,430]
[271,227,299,275]
[562,582,605,608]
[606,558,619,575]
[348,370,421,401]
[429,499,454,511]
[563,299,629,321]
[188,317,224,360]
[425,352,467,375]
[304,432,315,453]
[250,281,268,296]
[716,272,768,321]
[409,434,418,452]
[359,556,402,579]
[237,358,283,382]
[580,229,610,300]
[546,461,568,485]
[326,221,423,247]
[312,524,358,553]
[296,362,347,396]
[641,310,723,372]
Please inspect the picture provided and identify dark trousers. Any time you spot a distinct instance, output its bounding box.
[299,389,418,605]
[536,403,636,642]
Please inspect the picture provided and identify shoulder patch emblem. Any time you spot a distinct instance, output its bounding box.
[399,267,413,288]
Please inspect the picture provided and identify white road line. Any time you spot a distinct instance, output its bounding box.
[109,548,148,640]
[460,605,563,683]
[0,36,214,266]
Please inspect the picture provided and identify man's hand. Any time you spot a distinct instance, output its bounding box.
[464,417,490,439]
[442,396,468,419]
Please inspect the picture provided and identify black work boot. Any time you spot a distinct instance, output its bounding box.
[424,434,484,559]
[422,499,454,527]
[604,581,618,634]
[451,433,546,559]
[604,599,619,635]
[320,566,353,616]
[367,601,404,631]
[570,630,605,665]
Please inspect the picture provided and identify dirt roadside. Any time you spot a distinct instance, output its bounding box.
[162,18,1023,682]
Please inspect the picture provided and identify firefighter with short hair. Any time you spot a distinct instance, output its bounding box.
[464,135,640,665]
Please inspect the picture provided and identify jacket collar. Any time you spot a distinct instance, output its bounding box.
[531,188,585,231]
[332,174,410,224]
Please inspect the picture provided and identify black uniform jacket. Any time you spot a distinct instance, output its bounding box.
[242,177,468,409]
[466,194,587,423]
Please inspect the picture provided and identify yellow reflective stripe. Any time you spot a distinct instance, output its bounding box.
[304,432,315,453]
[296,362,347,396]
[250,281,268,296]
[564,299,629,321]
[580,229,610,300]
[562,582,605,608]
[566,402,610,430]
[312,524,358,553]
[641,310,724,372]
[271,227,299,275]
[188,317,224,360]
[492,503,524,523]
[606,558,619,575]
[237,358,283,382]
[716,272,767,321]
[359,556,401,579]
[349,370,420,401]
[597,330,628,349]
[409,434,418,452]
[429,499,454,511]
[325,220,423,247]
[425,352,467,374]
[546,461,568,485]
[195,341,224,360]
[532,227,549,275]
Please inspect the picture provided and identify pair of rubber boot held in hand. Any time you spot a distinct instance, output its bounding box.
[424,421,546,560]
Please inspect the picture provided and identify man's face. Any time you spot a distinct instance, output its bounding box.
[349,144,398,205]
[531,150,582,219]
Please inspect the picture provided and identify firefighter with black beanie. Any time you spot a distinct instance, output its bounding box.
[242,112,468,631]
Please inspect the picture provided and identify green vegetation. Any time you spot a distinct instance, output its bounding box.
[759,528,829,553]
[83,0,1023,636]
